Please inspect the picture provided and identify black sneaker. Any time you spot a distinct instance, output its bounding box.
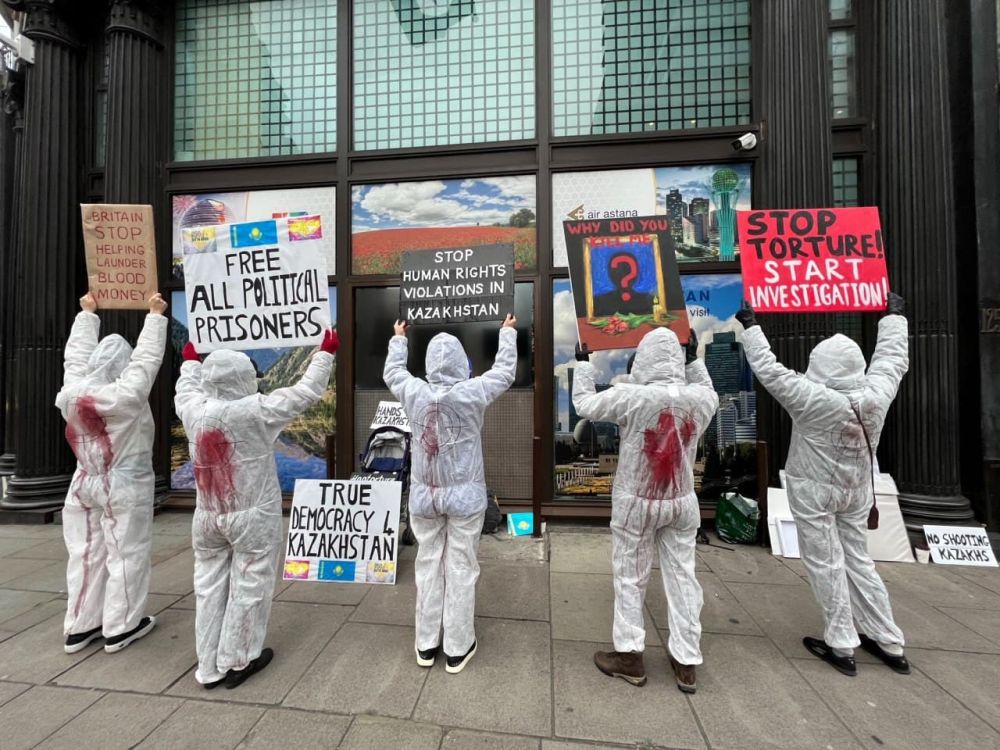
[416,645,439,668]
[803,636,857,677]
[445,641,477,674]
[64,626,103,654]
[203,677,226,690]
[858,634,911,674]
[225,647,274,689]
[104,616,156,653]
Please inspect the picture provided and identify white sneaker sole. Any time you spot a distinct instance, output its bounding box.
[64,631,103,654]
[104,616,156,653]
[445,642,477,674]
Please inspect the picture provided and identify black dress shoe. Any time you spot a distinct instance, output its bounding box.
[225,647,274,689]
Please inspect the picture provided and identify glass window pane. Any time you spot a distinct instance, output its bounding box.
[829,0,852,21]
[829,29,856,119]
[552,0,751,136]
[832,157,860,207]
[352,176,537,274]
[353,0,535,150]
[173,0,337,161]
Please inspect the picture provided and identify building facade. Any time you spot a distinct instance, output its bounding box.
[0,0,997,536]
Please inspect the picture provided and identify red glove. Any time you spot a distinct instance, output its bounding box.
[320,329,340,355]
[182,342,201,362]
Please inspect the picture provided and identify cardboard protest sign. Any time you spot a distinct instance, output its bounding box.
[737,208,890,312]
[283,479,402,584]
[81,204,158,309]
[182,215,330,352]
[400,243,514,324]
[923,525,999,567]
[371,401,411,432]
[562,215,689,350]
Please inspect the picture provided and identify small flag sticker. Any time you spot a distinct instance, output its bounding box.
[289,215,323,242]
[318,560,357,582]
[230,220,278,248]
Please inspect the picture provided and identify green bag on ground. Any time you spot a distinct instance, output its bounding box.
[715,492,759,544]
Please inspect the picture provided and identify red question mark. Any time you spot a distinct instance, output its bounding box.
[610,254,639,302]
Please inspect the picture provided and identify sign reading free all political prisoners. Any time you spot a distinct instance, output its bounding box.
[283,479,402,584]
[182,215,330,351]
[736,207,890,312]
[400,244,514,324]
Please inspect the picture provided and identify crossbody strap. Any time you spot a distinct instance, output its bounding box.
[849,401,877,504]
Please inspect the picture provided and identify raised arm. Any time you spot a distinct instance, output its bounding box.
[383,320,425,407]
[476,315,519,403]
[260,333,337,428]
[571,344,631,426]
[741,325,824,421]
[174,344,207,424]
[865,314,909,403]
[114,296,170,409]
[62,294,101,387]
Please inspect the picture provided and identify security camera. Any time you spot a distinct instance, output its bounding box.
[731,133,757,151]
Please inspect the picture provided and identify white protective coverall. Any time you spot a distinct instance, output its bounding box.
[175,348,333,684]
[742,316,908,651]
[573,328,718,664]
[383,328,517,656]
[55,311,167,637]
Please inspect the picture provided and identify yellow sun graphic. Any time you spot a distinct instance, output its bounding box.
[334,565,344,575]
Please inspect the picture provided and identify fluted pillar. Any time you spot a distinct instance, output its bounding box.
[102,0,168,499]
[874,0,975,529]
[754,0,836,482]
[2,0,84,508]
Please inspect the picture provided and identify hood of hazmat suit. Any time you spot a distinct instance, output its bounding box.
[54,311,168,639]
[384,328,518,518]
[174,344,334,684]
[571,326,719,663]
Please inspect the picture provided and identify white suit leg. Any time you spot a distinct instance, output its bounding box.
[100,471,154,637]
[837,502,905,647]
[216,508,281,673]
[793,498,859,649]
[611,496,657,653]
[442,510,485,656]
[410,512,447,650]
[193,512,231,684]
[63,475,109,636]
[656,497,704,665]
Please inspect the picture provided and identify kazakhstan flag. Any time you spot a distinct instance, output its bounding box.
[230,220,278,248]
[318,560,357,582]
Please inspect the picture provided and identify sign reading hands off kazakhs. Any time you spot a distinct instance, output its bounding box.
[81,204,158,310]
[284,479,402,584]
[400,244,514,324]
[736,208,890,312]
[182,215,330,352]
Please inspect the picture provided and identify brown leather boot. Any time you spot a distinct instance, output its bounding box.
[593,650,646,686]
[670,655,697,694]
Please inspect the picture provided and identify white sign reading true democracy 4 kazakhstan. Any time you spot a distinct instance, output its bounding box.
[182,215,330,352]
[283,479,402,585]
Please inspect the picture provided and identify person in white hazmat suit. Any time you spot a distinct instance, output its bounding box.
[383,314,518,674]
[573,327,718,693]
[56,292,168,654]
[174,329,338,689]
[737,293,911,677]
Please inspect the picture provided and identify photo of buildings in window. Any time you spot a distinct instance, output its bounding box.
[553,273,756,500]
[168,289,337,493]
[351,176,537,274]
[552,163,752,267]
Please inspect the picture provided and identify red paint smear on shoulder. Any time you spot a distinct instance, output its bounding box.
[194,428,236,513]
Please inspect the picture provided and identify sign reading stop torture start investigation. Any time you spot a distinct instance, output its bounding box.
[736,207,890,312]
[81,204,159,310]
[400,244,514,324]
[182,215,330,352]
[283,479,402,584]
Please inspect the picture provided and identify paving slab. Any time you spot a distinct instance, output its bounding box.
[55,607,196,692]
[0,680,30,707]
[887,590,1000,653]
[0,629,14,642]
[149,549,194,595]
[551,639,705,749]
[725,581,838,658]
[0,589,61,625]
[150,534,196,564]
[950,565,1000,595]
[34,693,182,750]
[442,729,541,750]
[907,648,1000,732]
[236,708,352,749]
[878,562,1000,609]
[0,685,104,750]
[339,716,443,750]
[479,532,547,563]
[5,538,68,560]
[169,601,350,704]
[150,512,198,536]
[540,742,628,750]
[0,536,54,557]
[550,572,657,646]
[794,656,1000,750]
[549,533,612,574]
[349,561,417,626]
[698,543,804,585]
[0,559,67,592]
[0,596,65,634]
[0,523,65,540]
[476,561,549,621]
[134,699,264,750]
[277,580,372,606]
[0,613,104,683]
[415,618,552,737]
[645,570,762,636]
[691,633,861,749]
[936,605,1000,647]
[284,621,427,718]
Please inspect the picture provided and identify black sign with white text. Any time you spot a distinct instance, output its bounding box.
[400,244,514,324]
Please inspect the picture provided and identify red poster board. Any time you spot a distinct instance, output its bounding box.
[736,207,889,312]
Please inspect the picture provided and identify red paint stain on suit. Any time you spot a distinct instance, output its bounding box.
[194,428,236,513]
[641,411,697,498]
[66,395,113,470]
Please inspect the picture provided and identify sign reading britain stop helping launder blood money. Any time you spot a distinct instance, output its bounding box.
[283,479,402,584]
[736,207,890,312]
[81,204,159,310]
[183,215,330,352]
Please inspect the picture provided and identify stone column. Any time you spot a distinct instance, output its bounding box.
[1,0,85,508]
[874,0,976,529]
[754,0,836,482]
